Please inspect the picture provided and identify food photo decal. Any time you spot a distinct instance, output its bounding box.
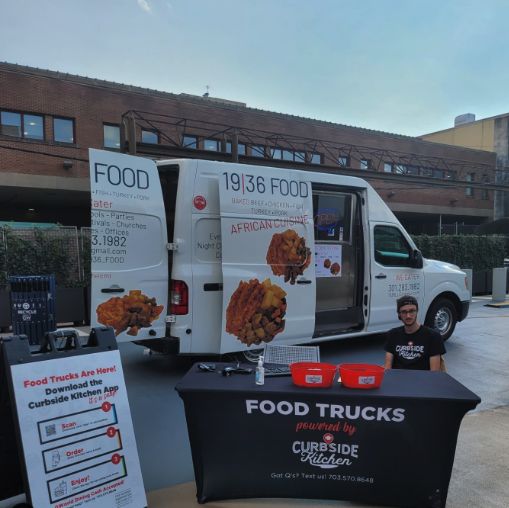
[329,261,340,275]
[266,229,311,284]
[97,289,164,336]
[226,278,286,346]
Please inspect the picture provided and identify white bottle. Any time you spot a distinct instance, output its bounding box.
[255,355,265,385]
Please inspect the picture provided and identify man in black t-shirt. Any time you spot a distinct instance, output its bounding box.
[384,295,445,371]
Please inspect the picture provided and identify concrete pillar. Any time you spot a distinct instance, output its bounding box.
[492,267,508,302]
[463,269,473,301]
[494,117,509,220]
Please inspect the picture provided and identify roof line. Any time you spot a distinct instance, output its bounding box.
[0,61,418,141]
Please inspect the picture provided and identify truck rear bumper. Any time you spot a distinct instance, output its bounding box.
[459,301,470,322]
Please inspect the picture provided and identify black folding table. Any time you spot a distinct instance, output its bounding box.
[176,365,480,507]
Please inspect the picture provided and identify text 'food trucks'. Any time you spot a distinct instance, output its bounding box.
[89,149,470,355]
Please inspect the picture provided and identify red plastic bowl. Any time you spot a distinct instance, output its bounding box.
[339,363,384,389]
[290,362,337,388]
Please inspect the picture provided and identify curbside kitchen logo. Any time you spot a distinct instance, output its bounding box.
[246,399,406,470]
[396,343,424,360]
[292,432,359,469]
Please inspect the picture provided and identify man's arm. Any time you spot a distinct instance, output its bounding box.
[429,355,441,371]
[384,352,394,370]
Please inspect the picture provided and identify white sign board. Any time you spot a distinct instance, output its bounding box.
[10,350,147,508]
[89,149,168,342]
[314,244,343,278]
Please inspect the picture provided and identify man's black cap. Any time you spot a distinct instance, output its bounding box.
[397,295,418,311]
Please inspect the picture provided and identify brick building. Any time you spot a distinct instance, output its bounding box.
[421,112,509,221]
[0,62,497,234]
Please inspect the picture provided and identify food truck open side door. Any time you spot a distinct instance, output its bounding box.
[89,149,168,342]
[217,165,316,354]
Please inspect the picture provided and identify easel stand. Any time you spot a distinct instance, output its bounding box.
[1,327,147,508]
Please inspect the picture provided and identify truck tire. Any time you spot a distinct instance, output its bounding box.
[425,298,457,341]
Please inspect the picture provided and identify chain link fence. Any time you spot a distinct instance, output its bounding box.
[0,226,89,287]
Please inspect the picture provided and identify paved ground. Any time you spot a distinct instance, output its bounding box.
[1,295,508,507]
[145,296,509,508]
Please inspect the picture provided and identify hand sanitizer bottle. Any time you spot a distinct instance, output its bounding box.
[256,355,265,385]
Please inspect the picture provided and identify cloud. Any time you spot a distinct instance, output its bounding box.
[137,0,152,13]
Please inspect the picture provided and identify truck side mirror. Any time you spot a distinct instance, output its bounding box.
[411,250,423,269]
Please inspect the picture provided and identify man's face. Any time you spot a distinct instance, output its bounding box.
[398,304,418,326]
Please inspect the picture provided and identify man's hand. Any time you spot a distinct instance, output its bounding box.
[384,352,394,370]
[429,355,441,371]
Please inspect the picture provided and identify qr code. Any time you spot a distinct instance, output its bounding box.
[45,424,56,437]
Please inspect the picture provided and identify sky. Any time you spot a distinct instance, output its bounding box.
[1,0,509,136]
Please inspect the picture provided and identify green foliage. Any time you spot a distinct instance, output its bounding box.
[413,235,506,271]
[0,228,86,288]
[0,238,6,287]
[80,233,91,285]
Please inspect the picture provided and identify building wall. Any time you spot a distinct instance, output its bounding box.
[0,63,497,230]
[421,119,495,152]
[421,114,509,220]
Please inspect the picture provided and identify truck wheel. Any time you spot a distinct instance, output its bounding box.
[425,298,457,341]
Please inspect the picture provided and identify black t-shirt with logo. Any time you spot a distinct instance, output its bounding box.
[384,325,446,370]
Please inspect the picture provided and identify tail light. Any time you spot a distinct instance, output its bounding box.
[170,279,189,315]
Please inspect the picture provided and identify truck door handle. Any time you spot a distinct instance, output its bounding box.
[375,274,387,279]
[296,279,312,285]
[101,285,125,293]
[204,283,223,291]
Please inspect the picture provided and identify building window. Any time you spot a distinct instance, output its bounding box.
[465,173,475,197]
[1,110,44,140]
[294,151,306,162]
[53,117,74,143]
[0,111,21,136]
[24,114,44,140]
[406,165,419,176]
[269,148,283,160]
[182,135,197,149]
[270,148,304,161]
[481,175,489,200]
[103,124,120,149]
[142,129,158,144]
[282,150,294,161]
[339,155,350,167]
[383,163,393,173]
[251,145,265,157]
[310,153,321,164]
[360,159,371,170]
[226,141,246,155]
[204,138,220,151]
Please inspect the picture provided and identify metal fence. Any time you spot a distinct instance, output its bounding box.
[0,226,87,287]
[440,224,480,235]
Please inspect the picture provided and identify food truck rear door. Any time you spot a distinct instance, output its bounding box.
[89,149,168,343]
[217,165,316,354]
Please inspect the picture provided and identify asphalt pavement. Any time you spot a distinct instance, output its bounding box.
[1,295,508,507]
[147,295,509,508]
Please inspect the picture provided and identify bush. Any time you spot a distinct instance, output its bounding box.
[412,235,506,271]
[0,228,86,288]
[0,239,6,287]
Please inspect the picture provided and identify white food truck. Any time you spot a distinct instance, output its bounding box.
[89,149,470,356]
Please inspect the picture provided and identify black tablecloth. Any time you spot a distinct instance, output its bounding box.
[176,364,480,507]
